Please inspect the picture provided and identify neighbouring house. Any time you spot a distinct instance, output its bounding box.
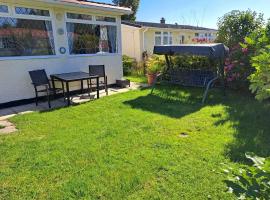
[0,0,131,107]
[121,18,217,61]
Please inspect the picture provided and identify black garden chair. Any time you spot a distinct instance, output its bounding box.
[29,69,64,108]
[88,65,108,95]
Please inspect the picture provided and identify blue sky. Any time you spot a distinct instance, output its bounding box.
[95,0,270,29]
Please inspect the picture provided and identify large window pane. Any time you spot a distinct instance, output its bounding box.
[163,36,169,45]
[0,17,55,57]
[15,7,50,17]
[99,25,117,53]
[67,22,117,54]
[155,32,162,45]
[0,5,8,13]
[155,36,161,45]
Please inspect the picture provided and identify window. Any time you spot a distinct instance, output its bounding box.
[163,32,169,45]
[195,33,199,37]
[66,12,118,55]
[0,17,55,57]
[0,5,8,13]
[66,23,117,54]
[67,13,92,21]
[155,31,172,45]
[96,16,116,22]
[0,6,55,57]
[155,32,162,45]
[15,7,50,17]
[163,32,172,45]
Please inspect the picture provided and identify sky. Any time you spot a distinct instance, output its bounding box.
[94,0,270,29]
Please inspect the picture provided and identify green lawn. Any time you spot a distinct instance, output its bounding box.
[1,86,270,199]
[125,75,147,84]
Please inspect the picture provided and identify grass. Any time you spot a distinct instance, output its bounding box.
[1,85,270,199]
[124,75,147,84]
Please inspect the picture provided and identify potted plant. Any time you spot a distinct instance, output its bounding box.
[146,56,164,86]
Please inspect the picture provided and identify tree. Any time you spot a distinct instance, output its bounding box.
[112,0,140,21]
[216,10,264,48]
[216,10,265,90]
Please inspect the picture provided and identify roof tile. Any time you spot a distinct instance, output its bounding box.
[122,20,217,31]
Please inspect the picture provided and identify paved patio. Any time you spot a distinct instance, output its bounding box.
[0,82,147,134]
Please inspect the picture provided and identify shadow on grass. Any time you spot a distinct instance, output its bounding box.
[215,95,270,162]
[127,85,270,163]
[124,94,201,119]
[123,84,222,119]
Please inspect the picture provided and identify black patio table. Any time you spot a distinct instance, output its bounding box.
[50,71,99,106]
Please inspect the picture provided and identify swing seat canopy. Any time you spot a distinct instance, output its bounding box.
[153,43,229,59]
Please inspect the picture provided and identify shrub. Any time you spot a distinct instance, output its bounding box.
[216,10,265,90]
[122,55,137,76]
[245,22,270,101]
[146,55,166,74]
[249,50,270,101]
[222,153,270,199]
[132,61,145,76]
[171,55,216,71]
[224,44,254,90]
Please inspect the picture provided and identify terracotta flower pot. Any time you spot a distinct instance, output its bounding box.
[147,73,157,86]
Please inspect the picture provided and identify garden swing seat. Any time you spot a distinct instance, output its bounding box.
[151,44,229,104]
[167,68,216,87]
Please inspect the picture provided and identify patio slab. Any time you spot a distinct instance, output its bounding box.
[0,119,17,135]
[0,82,147,120]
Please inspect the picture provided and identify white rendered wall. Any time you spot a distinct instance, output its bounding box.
[0,1,124,104]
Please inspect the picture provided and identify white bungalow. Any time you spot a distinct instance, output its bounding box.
[0,0,131,107]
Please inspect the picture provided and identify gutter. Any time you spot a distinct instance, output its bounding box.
[33,0,133,15]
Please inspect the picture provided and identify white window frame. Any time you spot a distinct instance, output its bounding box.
[155,31,173,45]
[13,6,52,19]
[0,3,10,17]
[0,4,58,60]
[65,11,119,56]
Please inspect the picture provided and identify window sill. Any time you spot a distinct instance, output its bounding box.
[68,53,121,58]
[0,55,60,61]
[0,53,121,61]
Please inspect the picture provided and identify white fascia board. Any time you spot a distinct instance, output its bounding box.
[33,0,133,15]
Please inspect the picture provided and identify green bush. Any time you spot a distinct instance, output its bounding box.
[249,50,270,101]
[216,9,265,90]
[245,22,270,101]
[146,55,166,74]
[122,55,137,76]
[171,55,216,71]
[222,153,270,199]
